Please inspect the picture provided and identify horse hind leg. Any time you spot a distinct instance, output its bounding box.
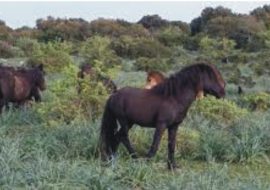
[0,98,8,113]
[0,99,4,113]
[116,119,137,158]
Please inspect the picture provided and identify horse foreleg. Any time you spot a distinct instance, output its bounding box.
[31,88,41,102]
[167,126,178,170]
[146,122,166,158]
[0,99,4,113]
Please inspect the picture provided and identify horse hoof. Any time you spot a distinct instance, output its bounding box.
[144,156,152,162]
[167,163,179,171]
[146,152,154,159]
[131,153,138,159]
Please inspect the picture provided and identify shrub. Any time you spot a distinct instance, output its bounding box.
[36,17,91,42]
[90,18,149,37]
[250,59,270,76]
[80,36,121,71]
[112,36,171,59]
[190,96,248,124]
[0,41,24,58]
[77,71,109,121]
[34,63,111,124]
[240,92,270,111]
[156,26,186,47]
[114,70,146,88]
[199,36,236,61]
[28,41,73,72]
[33,64,82,125]
[15,37,40,57]
[134,57,171,71]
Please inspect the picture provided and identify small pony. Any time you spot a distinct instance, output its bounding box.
[77,64,117,94]
[100,63,225,169]
[144,70,204,99]
[0,64,46,111]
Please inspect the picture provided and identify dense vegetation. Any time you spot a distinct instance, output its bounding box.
[0,5,270,189]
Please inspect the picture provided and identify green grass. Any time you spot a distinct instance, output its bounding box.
[1,57,270,189]
[0,108,270,189]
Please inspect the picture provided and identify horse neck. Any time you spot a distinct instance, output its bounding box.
[18,70,36,86]
[167,74,200,109]
[174,83,198,108]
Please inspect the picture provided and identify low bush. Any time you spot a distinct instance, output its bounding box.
[28,41,73,72]
[134,57,172,71]
[80,36,121,71]
[240,92,270,111]
[15,37,40,57]
[112,36,171,59]
[33,63,111,125]
[0,41,24,58]
[189,96,248,125]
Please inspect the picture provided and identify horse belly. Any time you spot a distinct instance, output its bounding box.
[111,87,161,127]
[125,101,159,127]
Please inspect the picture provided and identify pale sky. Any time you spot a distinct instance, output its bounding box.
[0,1,269,29]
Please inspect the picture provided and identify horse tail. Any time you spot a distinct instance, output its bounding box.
[99,97,118,161]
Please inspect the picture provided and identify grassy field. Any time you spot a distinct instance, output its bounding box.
[0,57,270,189]
[0,109,270,189]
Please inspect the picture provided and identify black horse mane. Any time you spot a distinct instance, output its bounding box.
[150,63,217,97]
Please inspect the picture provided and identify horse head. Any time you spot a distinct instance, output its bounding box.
[199,64,225,99]
[78,64,94,79]
[33,64,46,91]
[144,71,165,89]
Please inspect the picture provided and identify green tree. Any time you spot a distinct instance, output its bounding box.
[36,16,91,42]
[251,5,270,28]
[199,36,236,61]
[28,41,73,72]
[156,26,186,47]
[79,36,121,77]
[90,18,149,37]
[0,20,13,41]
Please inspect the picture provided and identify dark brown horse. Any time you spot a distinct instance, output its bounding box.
[144,70,204,99]
[0,64,46,111]
[77,64,117,94]
[100,63,225,169]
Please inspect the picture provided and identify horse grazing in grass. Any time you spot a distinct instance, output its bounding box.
[77,64,117,94]
[0,64,46,111]
[144,70,204,99]
[100,63,225,169]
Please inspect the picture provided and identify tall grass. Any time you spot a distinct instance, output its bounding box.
[0,108,270,189]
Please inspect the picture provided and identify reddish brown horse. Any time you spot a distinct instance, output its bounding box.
[100,63,225,169]
[144,71,166,89]
[145,70,204,99]
[77,64,117,94]
[0,64,46,111]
